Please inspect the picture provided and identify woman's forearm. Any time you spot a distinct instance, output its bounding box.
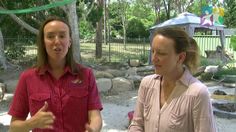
[9,119,32,132]
[88,110,102,132]
[89,115,102,132]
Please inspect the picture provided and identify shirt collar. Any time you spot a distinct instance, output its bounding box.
[154,74,161,80]
[178,68,193,87]
[37,65,76,76]
[153,67,194,86]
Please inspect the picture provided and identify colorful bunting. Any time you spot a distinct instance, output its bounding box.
[213,6,224,25]
[201,4,224,26]
[200,5,213,26]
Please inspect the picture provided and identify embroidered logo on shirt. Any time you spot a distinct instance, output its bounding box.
[71,79,82,84]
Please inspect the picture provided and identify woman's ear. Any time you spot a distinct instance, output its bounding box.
[69,40,72,48]
[178,52,186,64]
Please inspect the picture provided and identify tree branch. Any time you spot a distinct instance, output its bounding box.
[0,6,38,35]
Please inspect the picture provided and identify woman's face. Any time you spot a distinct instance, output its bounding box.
[43,20,71,63]
[151,34,181,76]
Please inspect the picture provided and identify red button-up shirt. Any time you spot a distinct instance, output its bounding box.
[8,64,103,132]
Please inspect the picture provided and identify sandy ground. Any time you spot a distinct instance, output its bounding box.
[1,88,236,132]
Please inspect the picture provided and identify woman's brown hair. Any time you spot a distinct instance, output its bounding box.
[36,16,78,73]
[153,27,200,73]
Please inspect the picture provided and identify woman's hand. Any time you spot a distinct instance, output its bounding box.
[28,102,55,129]
[85,123,97,132]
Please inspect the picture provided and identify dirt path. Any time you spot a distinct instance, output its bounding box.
[1,69,236,132]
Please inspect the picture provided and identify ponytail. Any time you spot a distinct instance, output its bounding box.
[184,38,200,74]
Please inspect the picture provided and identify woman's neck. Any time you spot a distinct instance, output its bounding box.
[48,60,66,80]
[162,67,184,87]
[48,59,66,71]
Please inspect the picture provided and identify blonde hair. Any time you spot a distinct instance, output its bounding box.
[187,37,200,74]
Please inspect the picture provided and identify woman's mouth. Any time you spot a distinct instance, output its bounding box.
[53,46,62,52]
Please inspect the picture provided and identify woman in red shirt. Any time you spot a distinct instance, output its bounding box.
[8,16,103,132]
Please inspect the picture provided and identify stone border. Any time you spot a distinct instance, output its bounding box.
[213,103,236,119]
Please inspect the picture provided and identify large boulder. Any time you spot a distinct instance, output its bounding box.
[94,70,114,79]
[105,69,126,77]
[111,77,134,94]
[96,78,112,92]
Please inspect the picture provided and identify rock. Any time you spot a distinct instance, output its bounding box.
[5,79,18,93]
[0,123,9,132]
[204,65,219,73]
[136,66,155,76]
[96,78,112,92]
[128,59,140,67]
[105,69,126,77]
[0,82,6,101]
[223,83,236,88]
[213,90,227,95]
[213,103,236,112]
[126,75,143,89]
[94,71,114,79]
[111,77,134,93]
[126,67,137,76]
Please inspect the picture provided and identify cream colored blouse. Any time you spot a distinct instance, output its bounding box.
[129,69,216,132]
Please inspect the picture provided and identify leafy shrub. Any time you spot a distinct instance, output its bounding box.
[5,44,26,60]
[199,72,214,81]
[230,35,236,51]
[140,53,148,64]
[213,67,236,81]
[200,57,223,66]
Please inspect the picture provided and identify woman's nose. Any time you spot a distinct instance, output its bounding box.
[54,36,60,43]
[152,53,158,62]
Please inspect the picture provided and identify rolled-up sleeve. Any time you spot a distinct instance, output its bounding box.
[193,85,216,132]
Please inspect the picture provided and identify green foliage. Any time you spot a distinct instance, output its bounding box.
[79,20,95,39]
[200,57,224,66]
[126,18,149,38]
[128,2,155,28]
[140,53,148,64]
[230,35,236,51]
[0,0,67,38]
[108,1,154,39]
[108,1,128,37]
[5,44,26,60]
[224,0,236,28]
[213,67,236,82]
[87,3,103,27]
[200,72,214,81]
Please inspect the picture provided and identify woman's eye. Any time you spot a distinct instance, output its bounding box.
[59,35,65,38]
[157,52,166,55]
[47,35,54,39]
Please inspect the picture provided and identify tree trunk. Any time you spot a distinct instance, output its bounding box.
[107,0,110,42]
[65,1,81,63]
[95,0,103,59]
[0,29,7,70]
[104,0,107,45]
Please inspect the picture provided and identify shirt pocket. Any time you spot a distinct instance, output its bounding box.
[67,86,89,108]
[168,112,186,130]
[29,93,51,115]
[68,86,89,98]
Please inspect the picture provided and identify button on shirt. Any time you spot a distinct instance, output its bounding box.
[129,69,216,132]
[8,64,103,132]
